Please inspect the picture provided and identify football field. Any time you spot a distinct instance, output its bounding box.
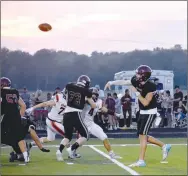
[1,138,187,175]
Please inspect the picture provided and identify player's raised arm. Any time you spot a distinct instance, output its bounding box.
[18,97,26,117]
[104,80,131,90]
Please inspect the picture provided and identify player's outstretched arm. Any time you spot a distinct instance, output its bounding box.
[33,100,55,109]
[18,97,26,117]
[26,100,55,114]
[104,80,131,90]
[29,128,50,152]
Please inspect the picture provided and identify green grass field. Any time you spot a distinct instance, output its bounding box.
[1,138,187,175]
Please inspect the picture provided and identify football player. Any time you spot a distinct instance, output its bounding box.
[56,75,96,161]
[104,65,171,167]
[9,116,50,162]
[82,87,121,159]
[1,77,29,163]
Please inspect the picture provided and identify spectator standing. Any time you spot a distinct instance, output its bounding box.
[20,87,30,108]
[156,91,164,127]
[47,92,52,101]
[33,90,43,105]
[173,85,183,110]
[113,93,121,129]
[161,90,173,127]
[121,89,132,128]
[105,93,116,130]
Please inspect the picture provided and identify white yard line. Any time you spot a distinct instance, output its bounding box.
[91,143,187,147]
[1,143,187,149]
[89,145,140,175]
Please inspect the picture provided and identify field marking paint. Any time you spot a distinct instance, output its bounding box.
[89,145,140,176]
[1,143,187,149]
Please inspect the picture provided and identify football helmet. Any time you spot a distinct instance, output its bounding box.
[135,65,152,83]
[90,87,99,96]
[1,77,11,88]
[90,87,99,101]
[77,75,91,88]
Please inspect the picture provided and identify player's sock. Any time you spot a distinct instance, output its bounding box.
[59,144,65,153]
[23,151,29,163]
[71,142,79,151]
[59,138,70,152]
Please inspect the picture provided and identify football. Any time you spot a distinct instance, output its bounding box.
[38,23,52,32]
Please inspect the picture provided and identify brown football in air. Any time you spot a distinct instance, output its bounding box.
[38,23,52,32]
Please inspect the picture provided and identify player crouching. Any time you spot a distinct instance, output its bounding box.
[9,116,50,162]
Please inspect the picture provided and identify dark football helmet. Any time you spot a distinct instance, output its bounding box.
[90,87,99,96]
[90,87,99,101]
[135,65,152,83]
[1,77,11,88]
[77,75,91,88]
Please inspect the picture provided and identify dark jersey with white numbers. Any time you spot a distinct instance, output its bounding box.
[65,83,92,110]
[131,75,157,110]
[1,88,20,116]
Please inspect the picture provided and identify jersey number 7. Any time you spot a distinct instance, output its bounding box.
[58,105,66,115]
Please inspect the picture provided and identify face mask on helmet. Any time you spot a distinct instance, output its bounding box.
[90,87,99,101]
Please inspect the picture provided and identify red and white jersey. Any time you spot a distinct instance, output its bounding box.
[82,98,103,127]
[48,93,67,123]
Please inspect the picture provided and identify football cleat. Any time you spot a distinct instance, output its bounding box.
[9,152,17,162]
[109,151,122,159]
[56,150,63,161]
[68,153,81,159]
[129,160,146,167]
[162,144,172,160]
[66,147,81,159]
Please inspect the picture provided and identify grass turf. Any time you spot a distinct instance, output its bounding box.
[1,138,187,175]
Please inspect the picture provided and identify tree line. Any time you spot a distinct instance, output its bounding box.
[1,45,187,91]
